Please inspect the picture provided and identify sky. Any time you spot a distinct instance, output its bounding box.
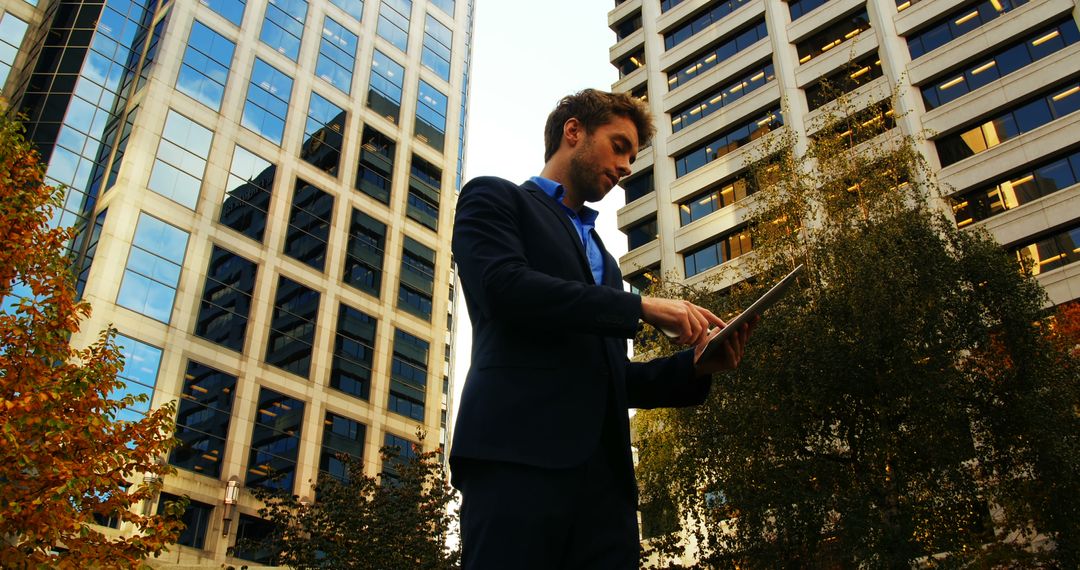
[451,1,632,411]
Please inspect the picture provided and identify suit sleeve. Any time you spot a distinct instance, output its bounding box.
[624,350,713,409]
[452,177,643,338]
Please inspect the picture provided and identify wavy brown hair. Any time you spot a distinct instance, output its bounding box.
[543,89,654,162]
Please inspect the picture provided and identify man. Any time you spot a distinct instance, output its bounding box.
[450,89,752,568]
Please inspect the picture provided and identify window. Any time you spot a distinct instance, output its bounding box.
[805,53,883,111]
[795,8,870,65]
[320,412,366,482]
[430,0,453,16]
[668,19,767,90]
[284,180,334,271]
[622,170,653,202]
[952,148,1080,227]
[234,514,280,563]
[422,14,452,81]
[1013,221,1080,276]
[407,154,441,230]
[664,0,754,50]
[683,226,753,277]
[907,0,1030,60]
[331,303,378,400]
[300,92,346,175]
[615,48,645,78]
[113,335,162,423]
[148,110,214,209]
[104,106,140,192]
[921,20,1080,110]
[220,145,275,242]
[117,214,189,324]
[260,0,307,61]
[675,108,783,177]
[937,80,1080,167]
[399,236,435,320]
[356,126,395,202]
[159,493,212,549]
[247,387,305,492]
[627,217,658,250]
[242,59,293,145]
[195,246,257,352]
[344,209,386,296]
[202,0,246,26]
[377,0,411,52]
[389,329,429,421]
[810,100,896,147]
[382,432,418,481]
[265,276,320,378]
[614,13,642,41]
[626,265,660,295]
[680,175,753,225]
[330,0,363,21]
[317,16,358,94]
[368,49,404,123]
[0,13,29,86]
[177,21,235,110]
[415,80,448,151]
[76,210,107,298]
[170,361,237,478]
[788,0,830,20]
[672,61,775,133]
[661,0,687,12]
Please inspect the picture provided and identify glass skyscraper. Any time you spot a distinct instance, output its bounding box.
[0,0,472,562]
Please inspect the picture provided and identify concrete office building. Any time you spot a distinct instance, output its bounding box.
[608,0,1080,306]
[0,0,472,564]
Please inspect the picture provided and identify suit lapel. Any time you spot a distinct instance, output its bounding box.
[521,181,595,284]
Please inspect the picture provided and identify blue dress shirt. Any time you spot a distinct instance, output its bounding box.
[529,176,605,285]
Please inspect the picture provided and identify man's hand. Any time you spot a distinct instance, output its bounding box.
[640,296,725,346]
[692,316,758,375]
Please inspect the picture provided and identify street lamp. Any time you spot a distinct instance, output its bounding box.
[222,476,240,537]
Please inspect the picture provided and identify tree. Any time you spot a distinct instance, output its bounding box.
[0,114,183,567]
[246,431,460,569]
[635,89,1080,568]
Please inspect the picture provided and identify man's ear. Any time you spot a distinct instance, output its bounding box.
[563,118,583,148]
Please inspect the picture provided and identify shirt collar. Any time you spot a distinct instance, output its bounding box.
[529,176,599,226]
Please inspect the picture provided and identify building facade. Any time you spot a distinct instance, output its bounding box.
[0,0,473,563]
[609,0,1080,307]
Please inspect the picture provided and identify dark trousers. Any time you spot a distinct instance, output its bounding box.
[454,447,640,569]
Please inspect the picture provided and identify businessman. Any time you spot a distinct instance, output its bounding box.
[450,89,752,569]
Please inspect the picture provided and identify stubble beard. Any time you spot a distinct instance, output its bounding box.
[568,139,608,205]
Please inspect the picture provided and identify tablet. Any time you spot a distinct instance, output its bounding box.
[698,264,805,362]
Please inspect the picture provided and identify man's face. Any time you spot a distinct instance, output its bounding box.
[568,115,640,204]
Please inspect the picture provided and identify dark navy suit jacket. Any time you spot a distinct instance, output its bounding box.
[449,176,712,499]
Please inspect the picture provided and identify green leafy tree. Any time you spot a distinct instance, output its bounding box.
[246,432,460,569]
[635,91,1080,568]
[0,114,184,567]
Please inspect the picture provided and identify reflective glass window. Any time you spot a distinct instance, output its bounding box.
[260,0,307,61]
[220,145,275,242]
[399,236,435,320]
[330,0,364,21]
[177,20,235,110]
[300,92,345,175]
[795,8,869,64]
[674,108,783,177]
[622,170,653,202]
[159,493,213,549]
[952,148,1080,227]
[242,58,293,145]
[317,16,358,94]
[908,0,1030,59]
[356,125,395,202]
[415,80,447,151]
[332,303,377,400]
[672,61,775,133]
[805,53,883,111]
[234,515,280,563]
[247,387,305,492]
[202,0,246,26]
[680,175,753,225]
[668,19,767,90]
[683,227,753,277]
[320,412,366,482]
[422,14,452,81]
[377,0,411,52]
[664,0,754,50]
[148,110,213,209]
[389,329,428,421]
[117,214,189,323]
[195,247,257,352]
[368,49,403,123]
[0,13,29,86]
[1013,221,1080,275]
[284,179,334,271]
[407,154,441,230]
[382,432,417,480]
[265,276,320,378]
[170,361,237,478]
[113,334,162,423]
[788,0,829,20]
[76,209,107,298]
[627,216,657,250]
[430,0,453,16]
[344,209,386,297]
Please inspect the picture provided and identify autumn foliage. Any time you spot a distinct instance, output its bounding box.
[0,115,183,567]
